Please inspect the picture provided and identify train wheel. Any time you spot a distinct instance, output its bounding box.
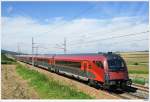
[88,79,93,86]
[55,69,59,74]
[103,85,110,90]
[88,79,97,87]
[48,67,51,71]
[120,82,128,90]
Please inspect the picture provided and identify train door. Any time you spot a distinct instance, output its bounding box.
[82,61,88,71]
[80,61,88,77]
[83,61,92,79]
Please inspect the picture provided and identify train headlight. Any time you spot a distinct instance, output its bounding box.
[110,81,116,85]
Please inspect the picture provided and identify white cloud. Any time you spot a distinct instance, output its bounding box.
[1,16,149,54]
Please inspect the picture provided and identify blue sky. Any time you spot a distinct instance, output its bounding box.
[2,1,149,22]
[1,1,149,54]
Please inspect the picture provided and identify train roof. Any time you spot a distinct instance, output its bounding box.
[16,52,121,61]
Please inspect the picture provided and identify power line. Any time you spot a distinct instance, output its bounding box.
[110,38,149,51]
[68,38,148,52]
[53,38,67,54]
[110,38,148,45]
[32,37,34,66]
[68,25,138,44]
[17,43,21,55]
[69,31,149,47]
[29,31,148,53]
[72,38,148,49]
[64,38,67,54]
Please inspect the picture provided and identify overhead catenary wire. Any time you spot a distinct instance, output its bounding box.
[68,31,149,47]
[34,30,149,49]
[18,30,148,54]
[68,38,148,53]
[109,38,149,52]
[67,24,144,44]
[19,38,149,55]
[31,31,149,53]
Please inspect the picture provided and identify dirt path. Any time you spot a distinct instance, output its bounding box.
[19,62,120,99]
[1,64,39,99]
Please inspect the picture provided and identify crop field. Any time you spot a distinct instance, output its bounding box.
[118,51,149,85]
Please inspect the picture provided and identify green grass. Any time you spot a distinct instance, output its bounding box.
[1,53,16,64]
[119,52,149,75]
[16,64,93,99]
[132,78,146,85]
[128,70,149,74]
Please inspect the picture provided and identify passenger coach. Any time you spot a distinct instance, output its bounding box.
[16,52,132,89]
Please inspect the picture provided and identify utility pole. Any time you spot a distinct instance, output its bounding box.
[17,43,20,55]
[64,38,67,54]
[35,46,38,56]
[32,37,34,66]
[17,43,21,55]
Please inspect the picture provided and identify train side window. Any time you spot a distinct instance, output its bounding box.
[56,61,81,68]
[94,61,104,68]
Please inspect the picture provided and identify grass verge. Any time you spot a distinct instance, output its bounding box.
[132,78,146,85]
[1,53,16,64]
[16,64,93,99]
[128,70,148,74]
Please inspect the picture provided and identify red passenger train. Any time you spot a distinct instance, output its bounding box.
[16,52,132,89]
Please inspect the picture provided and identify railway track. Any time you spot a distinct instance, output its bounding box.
[18,61,149,99]
[132,83,149,92]
[105,86,149,99]
[120,90,148,99]
[104,84,148,99]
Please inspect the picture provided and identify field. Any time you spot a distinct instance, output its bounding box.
[118,51,149,85]
[1,64,39,99]
[16,64,93,99]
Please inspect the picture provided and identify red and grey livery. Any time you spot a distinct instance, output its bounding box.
[15,52,132,89]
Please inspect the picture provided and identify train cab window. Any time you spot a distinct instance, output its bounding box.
[94,61,104,68]
[108,59,125,71]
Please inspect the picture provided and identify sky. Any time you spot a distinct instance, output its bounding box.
[1,1,149,54]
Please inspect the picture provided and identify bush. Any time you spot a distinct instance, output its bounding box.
[132,78,145,85]
[133,62,139,65]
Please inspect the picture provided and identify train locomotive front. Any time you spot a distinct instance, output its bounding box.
[102,52,132,89]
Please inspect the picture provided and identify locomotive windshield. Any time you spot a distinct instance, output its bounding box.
[108,58,125,71]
